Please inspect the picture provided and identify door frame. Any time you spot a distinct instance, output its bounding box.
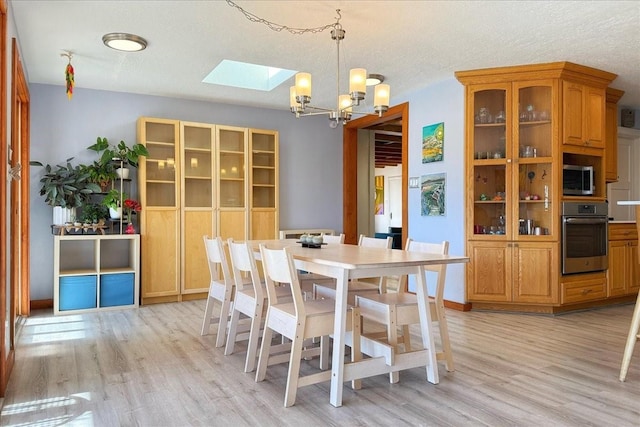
[343,102,408,245]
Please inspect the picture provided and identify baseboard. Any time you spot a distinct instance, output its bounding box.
[30,299,53,310]
[444,300,472,312]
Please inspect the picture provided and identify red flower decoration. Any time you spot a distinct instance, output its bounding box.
[65,62,74,100]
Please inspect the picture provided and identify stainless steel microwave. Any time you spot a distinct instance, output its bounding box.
[563,165,594,196]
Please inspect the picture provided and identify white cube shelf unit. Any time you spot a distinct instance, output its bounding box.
[53,234,140,315]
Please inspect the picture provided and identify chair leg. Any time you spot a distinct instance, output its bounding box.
[255,325,273,382]
[200,296,215,336]
[620,291,640,381]
[401,325,412,352]
[224,308,241,356]
[387,306,400,384]
[244,303,263,373]
[215,296,232,348]
[284,329,306,407]
[320,336,330,370]
[351,307,362,390]
[436,304,455,372]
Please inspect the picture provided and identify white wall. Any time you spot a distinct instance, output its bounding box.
[396,78,466,303]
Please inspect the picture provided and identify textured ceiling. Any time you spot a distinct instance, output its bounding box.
[10,0,640,115]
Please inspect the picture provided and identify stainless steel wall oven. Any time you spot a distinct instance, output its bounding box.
[561,202,608,275]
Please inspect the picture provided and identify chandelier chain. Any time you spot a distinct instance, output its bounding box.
[225,0,338,35]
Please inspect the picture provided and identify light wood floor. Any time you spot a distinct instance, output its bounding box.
[1,301,639,426]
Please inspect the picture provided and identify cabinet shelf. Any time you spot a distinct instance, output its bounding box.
[146,140,175,147]
[219,149,244,155]
[185,175,211,180]
[252,150,275,154]
[184,147,211,153]
[253,183,275,188]
[474,123,506,128]
[253,165,275,170]
[518,120,552,126]
[59,268,98,276]
[474,200,506,204]
[146,179,175,184]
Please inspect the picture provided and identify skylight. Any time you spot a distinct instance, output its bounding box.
[203,60,296,91]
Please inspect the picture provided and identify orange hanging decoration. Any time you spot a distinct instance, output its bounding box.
[61,52,74,100]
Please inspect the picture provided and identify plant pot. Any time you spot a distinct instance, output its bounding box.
[109,207,122,219]
[53,206,76,225]
[115,167,130,179]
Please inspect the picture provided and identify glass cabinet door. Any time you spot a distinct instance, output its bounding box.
[250,130,277,209]
[513,80,556,238]
[182,123,214,208]
[217,126,247,208]
[143,121,178,207]
[469,85,510,237]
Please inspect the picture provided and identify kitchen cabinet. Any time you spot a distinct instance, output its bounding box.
[608,223,639,297]
[562,82,606,149]
[138,117,279,305]
[53,234,139,315]
[467,241,558,304]
[605,88,625,183]
[456,62,617,312]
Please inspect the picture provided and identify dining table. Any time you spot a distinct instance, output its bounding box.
[250,239,469,407]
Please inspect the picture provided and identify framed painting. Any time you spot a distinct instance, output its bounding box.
[422,122,444,163]
[421,173,446,216]
[375,175,384,215]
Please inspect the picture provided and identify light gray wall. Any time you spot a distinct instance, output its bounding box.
[29,84,343,300]
[400,78,467,303]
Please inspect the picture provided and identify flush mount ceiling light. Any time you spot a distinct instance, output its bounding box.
[227,1,390,128]
[102,33,147,52]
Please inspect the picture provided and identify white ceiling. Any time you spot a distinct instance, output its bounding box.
[10,0,640,114]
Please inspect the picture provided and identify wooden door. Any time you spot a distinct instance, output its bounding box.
[608,240,629,297]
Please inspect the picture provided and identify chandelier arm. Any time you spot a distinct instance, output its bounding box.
[226,0,337,35]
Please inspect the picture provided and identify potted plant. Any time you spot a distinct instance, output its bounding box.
[31,158,102,225]
[83,160,117,192]
[79,202,109,225]
[102,189,127,219]
[88,136,149,178]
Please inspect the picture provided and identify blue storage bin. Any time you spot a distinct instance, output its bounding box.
[60,275,97,311]
[100,273,135,307]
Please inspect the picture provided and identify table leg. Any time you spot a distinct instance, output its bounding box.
[414,265,439,384]
[329,268,350,407]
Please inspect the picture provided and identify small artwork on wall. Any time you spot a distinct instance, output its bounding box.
[421,173,446,216]
[422,122,444,163]
[375,175,384,215]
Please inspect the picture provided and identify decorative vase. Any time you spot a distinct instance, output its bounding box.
[53,206,76,225]
[109,207,122,219]
[125,223,135,234]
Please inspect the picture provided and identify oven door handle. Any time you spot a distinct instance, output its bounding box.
[563,217,608,225]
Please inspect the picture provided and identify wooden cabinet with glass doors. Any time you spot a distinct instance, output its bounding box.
[457,62,616,312]
[250,129,279,240]
[181,122,216,297]
[138,117,181,303]
[139,117,278,304]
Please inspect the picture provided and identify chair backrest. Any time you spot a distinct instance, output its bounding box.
[402,238,449,300]
[259,244,305,316]
[203,235,233,288]
[322,233,345,244]
[227,238,263,300]
[359,234,393,249]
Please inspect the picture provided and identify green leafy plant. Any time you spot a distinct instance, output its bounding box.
[79,203,109,223]
[30,158,101,208]
[101,189,127,210]
[88,136,149,167]
[83,160,117,192]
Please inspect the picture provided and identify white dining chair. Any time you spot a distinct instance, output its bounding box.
[200,236,234,348]
[313,234,393,304]
[255,244,359,407]
[225,239,267,372]
[355,239,452,383]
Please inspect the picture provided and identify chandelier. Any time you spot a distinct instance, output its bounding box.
[289,10,390,127]
[226,1,390,127]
